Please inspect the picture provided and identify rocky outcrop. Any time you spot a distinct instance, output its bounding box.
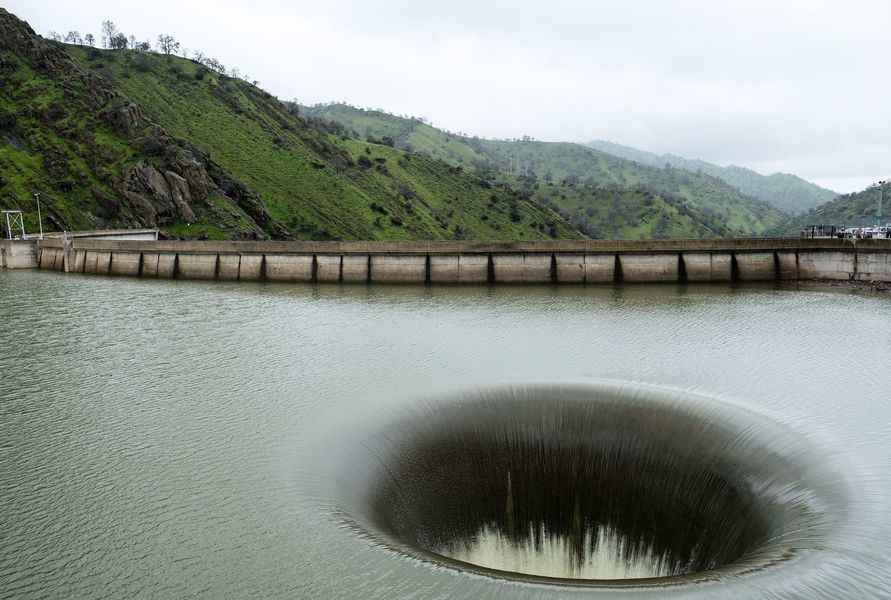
[105,102,144,135]
[164,171,194,221]
[122,163,195,225]
[0,7,284,240]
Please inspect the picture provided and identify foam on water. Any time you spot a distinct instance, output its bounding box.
[437,523,676,580]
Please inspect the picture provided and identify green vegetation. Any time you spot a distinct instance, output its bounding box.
[782,183,889,232]
[588,140,837,214]
[0,8,576,241]
[305,104,788,238]
[1,7,810,242]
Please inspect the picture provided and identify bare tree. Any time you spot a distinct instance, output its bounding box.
[192,50,206,64]
[101,20,117,49]
[157,34,181,55]
[64,30,82,44]
[84,33,95,46]
[205,58,226,75]
[47,31,62,42]
[128,35,137,49]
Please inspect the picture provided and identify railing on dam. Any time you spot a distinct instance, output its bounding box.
[25,237,891,284]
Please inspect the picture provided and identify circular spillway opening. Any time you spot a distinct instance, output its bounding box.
[347,384,848,586]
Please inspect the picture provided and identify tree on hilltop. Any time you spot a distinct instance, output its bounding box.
[157,34,181,55]
[109,33,128,50]
[101,20,117,49]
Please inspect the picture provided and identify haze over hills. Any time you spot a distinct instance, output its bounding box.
[304,103,787,239]
[588,140,837,215]
[0,8,577,241]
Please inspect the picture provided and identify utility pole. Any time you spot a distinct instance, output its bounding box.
[879,180,886,226]
[34,192,43,239]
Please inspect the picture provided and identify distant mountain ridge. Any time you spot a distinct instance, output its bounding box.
[304,103,787,239]
[588,140,837,215]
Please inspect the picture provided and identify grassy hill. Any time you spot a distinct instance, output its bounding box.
[588,139,837,214]
[782,183,889,232]
[0,8,577,241]
[305,104,787,238]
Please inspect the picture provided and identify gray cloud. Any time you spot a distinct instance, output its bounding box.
[8,0,890,192]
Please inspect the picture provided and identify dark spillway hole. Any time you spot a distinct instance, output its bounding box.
[354,385,843,584]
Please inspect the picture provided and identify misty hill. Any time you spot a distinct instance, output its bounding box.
[0,9,577,241]
[588,140,836,215]
[304,103,787,238]
[783,183,889,232]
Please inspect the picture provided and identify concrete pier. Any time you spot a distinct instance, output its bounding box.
[620,254,678,283]
[797,251,857,281]
[734,253,776,281]
[6,237,890,285]
[371,255,427,283]
[493,254,552,283]
[683,253,732,282]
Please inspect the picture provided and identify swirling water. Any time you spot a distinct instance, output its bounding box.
[1,270,889,599]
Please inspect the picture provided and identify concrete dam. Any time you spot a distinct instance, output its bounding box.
[14,236,891,284]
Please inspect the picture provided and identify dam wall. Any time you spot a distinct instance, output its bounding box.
[2,230,157,272]
[0,240,38,269]
[25,238,891,284]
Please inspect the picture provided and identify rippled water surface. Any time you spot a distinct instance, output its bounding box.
[1,271,890,599]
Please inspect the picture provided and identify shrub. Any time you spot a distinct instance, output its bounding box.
[509,205,522,223]
[0,110,16,131]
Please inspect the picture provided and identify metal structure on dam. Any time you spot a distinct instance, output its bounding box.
[3,233,891,284]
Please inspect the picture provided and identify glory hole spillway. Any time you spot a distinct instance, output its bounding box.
[1,234,890,599]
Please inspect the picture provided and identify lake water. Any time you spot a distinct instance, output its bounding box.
[1,270,889,599]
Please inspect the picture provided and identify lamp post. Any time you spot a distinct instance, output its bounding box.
[34,192,43,239]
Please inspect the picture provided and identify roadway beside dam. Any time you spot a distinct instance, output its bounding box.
[19,237,891,284]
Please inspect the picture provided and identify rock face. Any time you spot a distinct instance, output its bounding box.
[164,171,195,221]
[122,163,195,225]
[105,102,144,135]
[0,7,280,239]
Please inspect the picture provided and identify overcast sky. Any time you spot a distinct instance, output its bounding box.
[8,0,890,193]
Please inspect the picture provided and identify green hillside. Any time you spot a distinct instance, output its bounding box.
[588,139,837,214]
[305,104,787,238]
[783,184,889,232]
[0,8,577,241]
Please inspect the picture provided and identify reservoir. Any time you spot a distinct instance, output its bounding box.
[1,270,889,599]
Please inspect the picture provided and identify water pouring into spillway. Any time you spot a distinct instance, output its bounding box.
[325,382,863,592]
